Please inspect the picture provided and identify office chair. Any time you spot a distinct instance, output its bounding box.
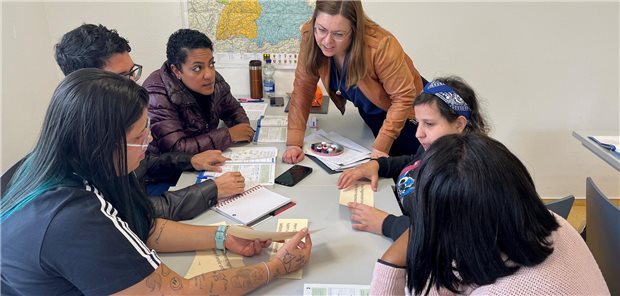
[544,195,575,219]
[586,177,620,295]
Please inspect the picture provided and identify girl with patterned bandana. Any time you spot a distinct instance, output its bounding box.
[338,76,489,240]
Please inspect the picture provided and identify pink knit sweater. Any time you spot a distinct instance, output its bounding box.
[370,214,610,295]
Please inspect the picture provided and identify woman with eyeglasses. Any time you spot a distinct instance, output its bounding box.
[1,69,311,295]
[283,0,425,164]
[143,29,255,154]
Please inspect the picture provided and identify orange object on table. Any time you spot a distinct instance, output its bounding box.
[312,86,323,107]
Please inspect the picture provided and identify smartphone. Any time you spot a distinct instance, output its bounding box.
[270,96,284,107]
[275,165,313,186]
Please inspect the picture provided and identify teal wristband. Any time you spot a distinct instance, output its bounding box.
[215,225,227,251]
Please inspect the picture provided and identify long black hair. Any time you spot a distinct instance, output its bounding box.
[407,133,559,295]
[1,69,154,240]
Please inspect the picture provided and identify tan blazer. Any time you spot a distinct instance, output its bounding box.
[288,21,423,153]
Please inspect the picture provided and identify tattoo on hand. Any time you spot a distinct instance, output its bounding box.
[279,250,305,273]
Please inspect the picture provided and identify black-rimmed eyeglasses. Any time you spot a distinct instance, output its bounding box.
[121,64,143,81]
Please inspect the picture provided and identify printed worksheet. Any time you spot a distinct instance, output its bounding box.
[200,147,277,185]
[339,182,374,206]
[223,146,277,163]
[255,126,288,143]
[303,284,370,296]
[240,102,268,120]
[269,219,309,279]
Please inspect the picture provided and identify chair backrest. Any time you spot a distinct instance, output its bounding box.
[544,195,575,219]
[586,177,620,295]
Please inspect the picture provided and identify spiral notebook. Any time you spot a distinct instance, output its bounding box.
[213,185,292,225]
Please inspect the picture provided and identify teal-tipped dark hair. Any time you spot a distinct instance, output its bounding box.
[1,68,153,240]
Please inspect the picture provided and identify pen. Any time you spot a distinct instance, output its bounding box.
[271,202,296,216]
[196,172,215,184]
[239,98,264,103]
[588,136,617,151]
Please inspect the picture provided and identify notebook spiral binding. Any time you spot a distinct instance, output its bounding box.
[216,185,263,207]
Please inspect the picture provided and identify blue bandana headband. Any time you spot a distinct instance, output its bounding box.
[421,80,471,120]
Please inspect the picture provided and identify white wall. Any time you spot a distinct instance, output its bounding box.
[2,1,618,198]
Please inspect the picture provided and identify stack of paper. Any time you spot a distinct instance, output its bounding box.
[303,130,370,172]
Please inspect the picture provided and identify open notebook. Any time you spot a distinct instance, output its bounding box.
[213,185,292,226]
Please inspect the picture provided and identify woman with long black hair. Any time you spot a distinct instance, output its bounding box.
[1,69,311,295]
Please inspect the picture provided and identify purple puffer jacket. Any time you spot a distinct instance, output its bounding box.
[143,63,249,155]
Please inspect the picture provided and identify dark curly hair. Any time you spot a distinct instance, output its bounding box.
[166,29,213,72]
[54,24,131,75]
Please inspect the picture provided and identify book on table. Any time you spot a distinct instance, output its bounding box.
[197,146,277,186]
[213,185,292,226]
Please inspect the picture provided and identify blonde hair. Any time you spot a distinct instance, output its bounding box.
[302,0,371,87]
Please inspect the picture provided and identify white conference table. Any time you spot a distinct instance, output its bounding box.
[572,131,620,172]
[159,98,404,294]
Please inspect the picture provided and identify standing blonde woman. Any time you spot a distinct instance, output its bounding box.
[284,0,425,163]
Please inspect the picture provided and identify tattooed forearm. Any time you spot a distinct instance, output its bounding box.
[230,267,266,289]
[187,266,268,295]
[170,276,183,290]
[145,272,162,292]
[161,264,171,276]
[209,271,229,293]
[154,220,168,244]
[192,273,208,290]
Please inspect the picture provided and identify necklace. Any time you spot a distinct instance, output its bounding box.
[334,58,345,96]
[335,65,343,96]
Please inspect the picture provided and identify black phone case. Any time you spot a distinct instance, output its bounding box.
[275,166,312,186]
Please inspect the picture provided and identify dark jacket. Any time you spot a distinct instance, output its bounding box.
[134,153,218,221]
[2,154,217,221]
[143,63,250,155]
[376,146,424,240]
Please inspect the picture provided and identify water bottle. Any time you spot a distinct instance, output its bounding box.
[263,58,275,99]
[249,60,263,99]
